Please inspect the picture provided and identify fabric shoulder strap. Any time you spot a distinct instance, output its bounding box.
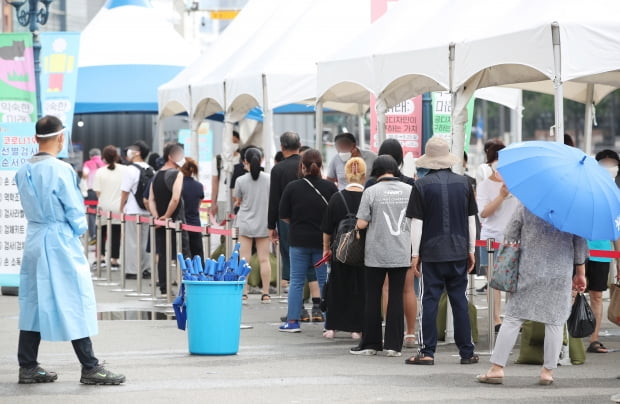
[302,178,328,205]
[338,191,351,215]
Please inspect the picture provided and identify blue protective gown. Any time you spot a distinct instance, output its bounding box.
[15,154,98,341]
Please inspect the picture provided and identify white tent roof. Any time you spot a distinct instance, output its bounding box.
[158,0,287,120]
[79,0,193,68]
[453,0,620,102]
[223,0,370,117]
[190,0,314,122]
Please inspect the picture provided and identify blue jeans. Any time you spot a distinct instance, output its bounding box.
[287,247,327,321]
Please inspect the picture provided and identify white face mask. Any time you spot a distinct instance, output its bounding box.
[176,158,186,167]
[604,165,619,178]
[338,152,351,162]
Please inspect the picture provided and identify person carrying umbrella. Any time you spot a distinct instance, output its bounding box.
[477,141,620,386]
[15,115,125,385]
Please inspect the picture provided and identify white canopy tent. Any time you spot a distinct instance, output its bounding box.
[219,0,370,169]
[317,0,620,171]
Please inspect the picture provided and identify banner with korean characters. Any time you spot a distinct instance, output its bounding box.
[39,32,80,158]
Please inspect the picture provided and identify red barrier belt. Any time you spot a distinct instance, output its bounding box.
[181,224,206,233]
[85,202,618,255]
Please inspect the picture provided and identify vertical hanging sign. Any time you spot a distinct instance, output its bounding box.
[39,32,81,158]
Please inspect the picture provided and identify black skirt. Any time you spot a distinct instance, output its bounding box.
[324,258,365,332]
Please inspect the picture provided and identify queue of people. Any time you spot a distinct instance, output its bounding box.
[16,115,619,387]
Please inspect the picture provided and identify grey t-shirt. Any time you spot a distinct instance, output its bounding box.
[234,172,270,238]
[328,150,377,190]
[357,178,412,268]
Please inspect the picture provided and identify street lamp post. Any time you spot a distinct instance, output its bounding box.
[5,0,54,119]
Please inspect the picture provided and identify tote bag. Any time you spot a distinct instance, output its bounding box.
[489,243,520,293]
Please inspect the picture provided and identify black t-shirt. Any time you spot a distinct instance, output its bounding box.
[406,169,478,262]
[182,176,204,226]
[268,154,301,229]
[230,163,246,189]
[279,176,338,248]
[153,169,185,221]
[320,190,363,237]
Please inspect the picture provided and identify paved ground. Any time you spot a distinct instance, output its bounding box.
[1,264,620,403]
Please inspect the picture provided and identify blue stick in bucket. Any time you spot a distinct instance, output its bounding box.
[172,283,187,330]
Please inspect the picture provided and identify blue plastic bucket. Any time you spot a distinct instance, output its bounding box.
[183,280,245,355]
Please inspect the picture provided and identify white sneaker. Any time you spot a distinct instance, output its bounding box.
[384,350,402,357]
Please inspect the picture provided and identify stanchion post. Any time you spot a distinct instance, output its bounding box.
[225,215,232,258]
[140,217,161,301]
[127,216,151,297]
[97,211,119,286]
[203,224,210,259]
[276,245,282,297]
[154,219,173,308]
[487,238,496,354]
[92,210,104,280]
[111,213,133,293]
[175,221,183,287]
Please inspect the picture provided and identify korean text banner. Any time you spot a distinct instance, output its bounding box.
[40,32,81,158]
[0,33,37,123]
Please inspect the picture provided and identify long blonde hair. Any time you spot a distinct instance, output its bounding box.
[344,157,366,185]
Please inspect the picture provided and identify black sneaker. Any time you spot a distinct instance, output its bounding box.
[19,366,58,384]
[300,308,311,323]
[80,365,125,385]
[142,270,151,279]
[311,307,324,322]
[125,273,137,280]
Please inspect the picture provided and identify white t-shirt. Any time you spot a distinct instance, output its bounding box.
[475,163,493,185]
[327,150,376,190]
[120,162,150,215]
[93,164,127,218]
[476,178,519,241]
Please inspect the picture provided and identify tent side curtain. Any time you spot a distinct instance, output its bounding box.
[76,65,183,114]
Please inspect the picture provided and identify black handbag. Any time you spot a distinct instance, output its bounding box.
[567,293,596,338]
[335,227,366,267]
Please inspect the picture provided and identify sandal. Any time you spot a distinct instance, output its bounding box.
[261,294,271,304]
[461,354,480,365]
[404,354,434,365]
[476,374,504,385]
[403,334,417,349]
[587,341,609,353]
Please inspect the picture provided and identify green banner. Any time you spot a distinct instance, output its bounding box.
[0,33,37,122]
[431,91,475,153]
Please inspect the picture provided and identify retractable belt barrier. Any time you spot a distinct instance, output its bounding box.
[84,201,235,310]
[84,200,619,323]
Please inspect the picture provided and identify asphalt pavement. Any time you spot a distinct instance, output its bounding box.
[1,265,620,404]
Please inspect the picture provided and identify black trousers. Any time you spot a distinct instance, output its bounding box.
[359,267,407,352]
[17,330,99,370]
[100,223,121,259]
[419,260,474,359]
[156,227,190,294]
[188,231,204,261]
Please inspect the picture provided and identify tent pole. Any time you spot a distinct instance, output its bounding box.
[315,100,323,150]
[358,107,366,150]
[552,23,564,143]
[262,74,274,172]
[377,99,386,145]
[516,90,523,143]
[584,83,594,155]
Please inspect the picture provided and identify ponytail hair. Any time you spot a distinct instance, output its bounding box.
[102,145,120,170]
[301,149,323,177]
[244,147,263,181]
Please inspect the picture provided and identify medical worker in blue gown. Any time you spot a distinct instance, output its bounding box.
[15,115,125,385]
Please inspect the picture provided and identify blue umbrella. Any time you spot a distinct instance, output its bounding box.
[497,141,620,240]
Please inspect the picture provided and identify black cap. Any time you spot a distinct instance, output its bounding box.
[334,132,356,144]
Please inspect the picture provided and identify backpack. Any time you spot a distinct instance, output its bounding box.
[132,163,154,210]
[331,192,358,254]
